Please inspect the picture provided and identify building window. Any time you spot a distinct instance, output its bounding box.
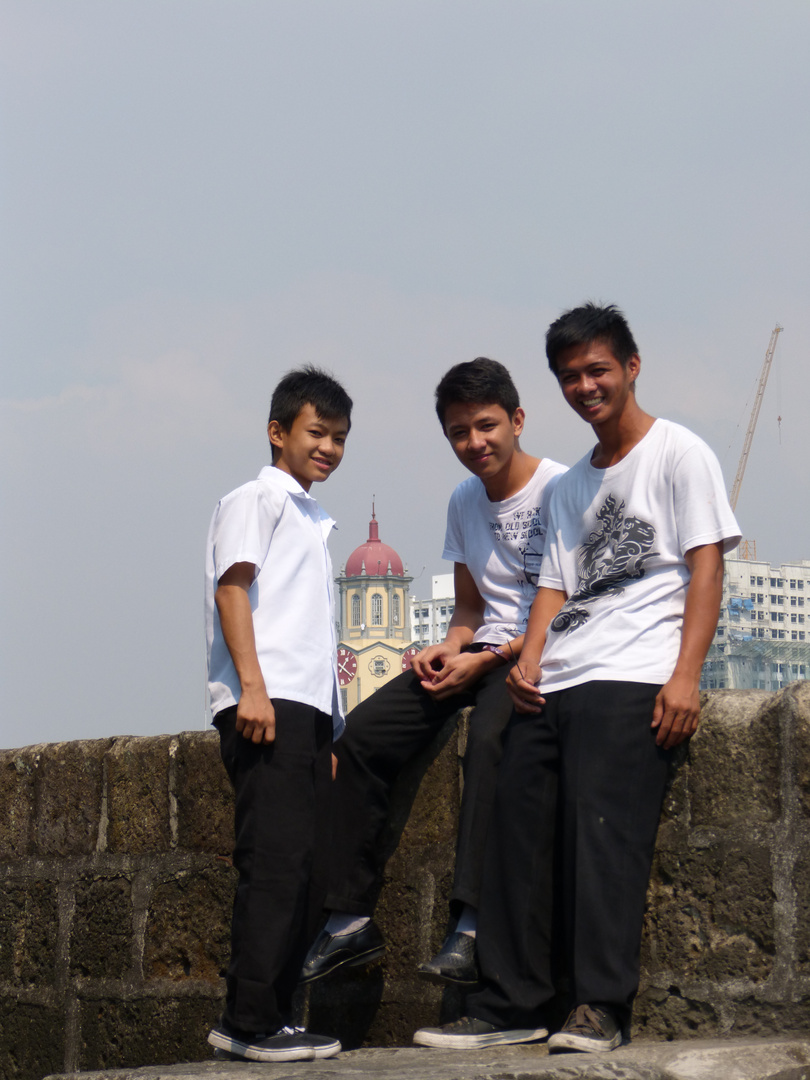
[799,581,804,590]
[757,576,764,586]
[750,576,757,586]
[371,593,383,626]
[351,594,361,626]
[392,594,401,625]
[791,580,797,589]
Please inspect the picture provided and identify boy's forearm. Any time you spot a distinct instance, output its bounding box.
[520,587,568,665]
[672,543,725,681]
[215,584,266,693]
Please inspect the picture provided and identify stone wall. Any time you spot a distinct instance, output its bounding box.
[2,685,810,1079]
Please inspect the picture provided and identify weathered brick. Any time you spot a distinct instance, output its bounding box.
[0,751,37,861]
[174,731,233,854]
[0,1000,66,1080]
[71,875,133,979]
[77,996,219,1071]
[645,842,775,983]
[632,985,719,1040]
[0,880,59,987]
[106,736,171,854]
[31,740,109,856]
[790,681,810,821]
[144,863,235,983]
[688,691,779,830]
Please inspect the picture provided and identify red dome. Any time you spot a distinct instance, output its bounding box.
[345,510,404,577]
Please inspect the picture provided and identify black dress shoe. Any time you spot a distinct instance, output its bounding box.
[299,921,385,984]
[418,931,479,985]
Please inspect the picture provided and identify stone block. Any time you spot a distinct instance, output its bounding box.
[71,875,133,979]
[632,984,719,1040]
[144,863,235,982]
[725,996,810,1036]
[791,847,810,973]
[688,691,779,831]
[0,1000,66,1080]
[0,880,59,987]
[77,996,219,1071]
[645,841,774,983]
[174,731,233,854]
[0,751,35,860]
[790,682,810,821]
[30,740,110,856]
[106,736,171,853]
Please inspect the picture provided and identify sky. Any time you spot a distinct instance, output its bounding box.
[1,0,808,748]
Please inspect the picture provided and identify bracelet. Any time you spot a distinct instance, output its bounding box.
[481,644,508,664]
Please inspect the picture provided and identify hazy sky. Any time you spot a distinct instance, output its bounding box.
[2,1,808,748]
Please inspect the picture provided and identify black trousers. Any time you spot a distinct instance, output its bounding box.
[215,700,333,1034]
[469,682,671,1032]
[326,657,514,916]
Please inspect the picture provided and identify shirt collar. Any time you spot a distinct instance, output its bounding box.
[258,464,314,501]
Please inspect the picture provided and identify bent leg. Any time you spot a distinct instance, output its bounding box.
[327,670,472,914]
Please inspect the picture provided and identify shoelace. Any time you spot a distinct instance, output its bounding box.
[279,1026,307,1036]
[566,1005,605,1036]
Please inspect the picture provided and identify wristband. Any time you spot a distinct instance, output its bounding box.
[481,644,508,664]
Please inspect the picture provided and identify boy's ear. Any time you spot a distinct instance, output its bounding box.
[268,420,284,456]
[511,406,525,437]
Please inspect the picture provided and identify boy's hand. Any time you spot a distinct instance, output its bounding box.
[235,687,276,743]
[651,672,700,749]
[421,649,501,700]
[506,658,545,713]
[410,641,460,683]
[332,752,338,780]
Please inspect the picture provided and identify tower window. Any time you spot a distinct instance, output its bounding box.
[371,593,383,626]
[351,594,361,626]
[392,594,401,625]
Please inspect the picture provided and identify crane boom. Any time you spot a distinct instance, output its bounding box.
[729,324,783,511]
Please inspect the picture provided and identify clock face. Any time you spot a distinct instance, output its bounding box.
[337,646,357,686]
[401,645,421,672]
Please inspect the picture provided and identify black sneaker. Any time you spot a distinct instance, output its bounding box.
[547,1005,621,1053]
[413,1015,548,1048]
[208,1020,341,1062]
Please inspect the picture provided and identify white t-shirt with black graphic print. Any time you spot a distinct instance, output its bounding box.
[537,419,740,693]
[443,458,568,646]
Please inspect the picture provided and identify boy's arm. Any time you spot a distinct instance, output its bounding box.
[411,563,503,699]
[651,540,724,749]
[505,586,567,712]
[215,561,276,744]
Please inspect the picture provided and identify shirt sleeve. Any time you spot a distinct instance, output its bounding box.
[673,442,741,556]
[442,485,467,563]
[211,482,282,582]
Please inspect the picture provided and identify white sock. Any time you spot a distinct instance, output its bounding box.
[324,912,370,937]
[455,904,477,937]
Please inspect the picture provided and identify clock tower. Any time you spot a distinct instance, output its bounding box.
[336,507,418,711]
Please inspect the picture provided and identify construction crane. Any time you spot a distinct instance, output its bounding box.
[729,323,783,512]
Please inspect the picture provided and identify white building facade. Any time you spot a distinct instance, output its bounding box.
[701,555,810,691]
[409,573,455,647]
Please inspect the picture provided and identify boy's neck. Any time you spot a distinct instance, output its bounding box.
[483,448,540,501]
[590,398,656,469]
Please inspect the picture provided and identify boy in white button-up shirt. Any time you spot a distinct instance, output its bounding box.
[205,367,352,1064]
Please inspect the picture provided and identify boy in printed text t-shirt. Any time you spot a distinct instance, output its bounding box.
[301,358,566,988]
[414,304,740,1053]
[204,367,352,1063]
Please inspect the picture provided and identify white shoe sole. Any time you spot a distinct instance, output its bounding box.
[208,1029,341,1062]
[548,1030,621,1053]
[414,1026,548,1049]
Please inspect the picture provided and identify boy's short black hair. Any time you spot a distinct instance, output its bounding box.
[546,302,640,374]
[268,365,353,431]
[434,357,520,428]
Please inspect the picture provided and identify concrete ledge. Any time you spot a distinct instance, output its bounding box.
[42,1035,810,1080]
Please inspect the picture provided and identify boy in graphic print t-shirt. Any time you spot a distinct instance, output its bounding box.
[414,304,739,1053]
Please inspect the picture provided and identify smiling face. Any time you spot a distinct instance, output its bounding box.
[554,340,640,429]
[268,402,348,491]
[442,401,524,485]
